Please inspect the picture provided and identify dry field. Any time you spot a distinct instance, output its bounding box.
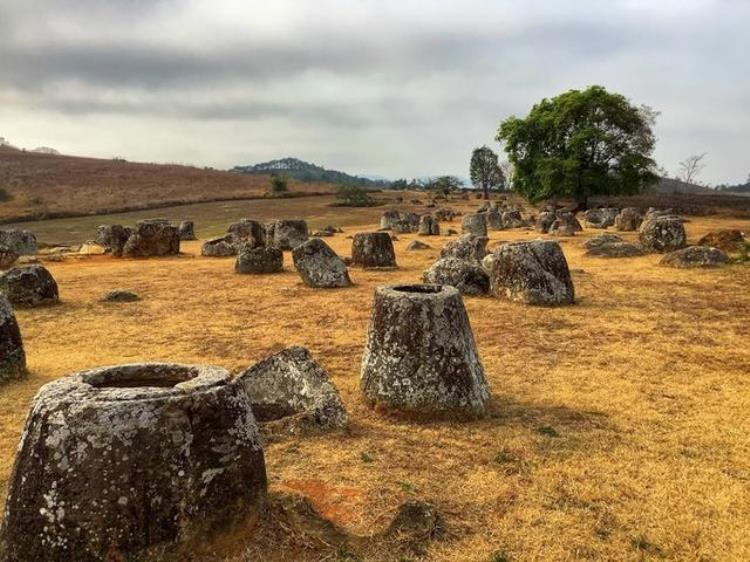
[0,146,333,223]
[0,197,748,561]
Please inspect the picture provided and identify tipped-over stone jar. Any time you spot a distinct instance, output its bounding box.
[0,363,267,562]
[360,284,489,417]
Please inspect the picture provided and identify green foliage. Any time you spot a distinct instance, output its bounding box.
[336,184,374,207]
[470,146,505,199]
[433,175,463,195]
[270,174,288,193]
[490,551,511,562]
[734,240,749,264]
[360,452,374,463]
[390,178,409,190]
[496,85,658,206]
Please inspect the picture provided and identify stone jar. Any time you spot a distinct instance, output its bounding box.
[360,284,489,417]
[351,232,397,268]
[0,296,25,384]
[0,363,267,562]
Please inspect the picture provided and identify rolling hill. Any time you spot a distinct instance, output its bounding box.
[0,147,335,223]
[231,157,389,187]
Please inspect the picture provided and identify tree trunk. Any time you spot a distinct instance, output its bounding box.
[483,181,489,200]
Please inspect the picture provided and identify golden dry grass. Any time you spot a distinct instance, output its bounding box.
[0,198,748,561]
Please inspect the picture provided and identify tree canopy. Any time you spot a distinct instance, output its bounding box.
[496,85,658,208]
[470,146,505,199]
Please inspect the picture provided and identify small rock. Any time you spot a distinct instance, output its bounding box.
[79,242,107,255]
[660,246,729,268]
[584,242,644,258]
[201,235,238,257]
[407,240,431,251]
[102,290,140,302]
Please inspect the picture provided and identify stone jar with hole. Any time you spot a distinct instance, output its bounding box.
[360,284,489,418]
[0,363,267,562]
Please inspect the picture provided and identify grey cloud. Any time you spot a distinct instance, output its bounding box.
[0,0,748,184]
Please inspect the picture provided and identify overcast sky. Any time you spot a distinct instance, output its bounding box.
[1,0,748,185]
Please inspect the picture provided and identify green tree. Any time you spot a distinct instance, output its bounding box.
[336,184,374,207]
[433,175,463,195]
[496,85,658,209]
[470,146,505,199]
[270,174,288,193]
[390,178,409,190]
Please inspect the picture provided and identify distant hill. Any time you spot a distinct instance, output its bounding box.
[0,146,335,223]
[654,177,715,195]
[232,157,388,187]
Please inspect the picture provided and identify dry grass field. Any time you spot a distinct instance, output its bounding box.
[0,146,334,222]
[0,196,748,561]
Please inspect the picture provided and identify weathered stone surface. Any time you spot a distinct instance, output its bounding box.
[488,240,575,305]
[0,230,37,256]
[485,209,504,231]
[639,216,687,252]
[0,247,18,269]
[440,234,488,264]
[393,213,420,234]
[351,233,397,268]
[462,213,487,236]
[227,219,266,248]
[418,215,440,236]
[406,240,431,251]
[584,208,619,228]
[360,284,489,417]
[614,207,643,231]
[79,242,106,255]
[422,257,490,295]
[292,238,350,288]
[201,235,238,257]
[549,212,582,236]
[122,219,180,257]
[536,211,556,233]
[237,346,348,435]
[0,265,59,307]
[96,224,131,256]
[266,220,309,250]
[0,363,267,561]
[0,296,25,384]
[434,208,459,221]
[585,242,644,258]
[235,247,284,274]
[696,230,746,253]
[102,289,140,302]
[583,233,623,249]
[477,201,492,213]
[502,210,526,228]
[660,246,729,268]
[177,220,197,241]
[380,210,401,230]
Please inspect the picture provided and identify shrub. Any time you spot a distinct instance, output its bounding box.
[270,174,288,193]
[0,187,11,202]
[336,184,374,207]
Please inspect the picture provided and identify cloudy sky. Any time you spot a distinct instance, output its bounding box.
[1,0,748,185]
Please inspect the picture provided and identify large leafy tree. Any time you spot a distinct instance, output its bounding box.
[496,86,658,209]
[470,145,505,200]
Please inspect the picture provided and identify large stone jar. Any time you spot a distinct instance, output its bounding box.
[0,363,267,562]
[360,284,489,417]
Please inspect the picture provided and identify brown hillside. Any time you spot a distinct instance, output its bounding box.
[0,146,335,222]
